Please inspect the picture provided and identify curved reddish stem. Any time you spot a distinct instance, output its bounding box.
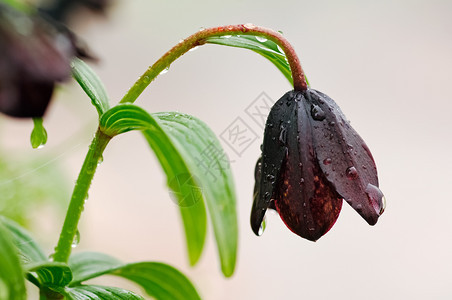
[120,24,307,104]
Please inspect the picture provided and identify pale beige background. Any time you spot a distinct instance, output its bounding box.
[2,0,452,299]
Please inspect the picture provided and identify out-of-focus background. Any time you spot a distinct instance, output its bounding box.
[1,0,451,299]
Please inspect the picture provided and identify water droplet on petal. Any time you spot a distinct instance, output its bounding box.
[199,27,206,31]
[311,104,326,121]
[72,230,80,248]
[346,166,358,179]
[266,174,275,181]
[279,128,287,145]
[258,216,267,236]
[323,158,332,165]
[255,36,267,42]
[223,35,232,38]
[264,192,270,199]
[365,184,386,215]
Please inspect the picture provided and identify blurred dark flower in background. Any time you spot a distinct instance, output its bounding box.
[251,89,385,241]
[0,1,109,118]
[41,0,112,22]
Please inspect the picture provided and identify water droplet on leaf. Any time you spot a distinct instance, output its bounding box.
[255,36,267,42]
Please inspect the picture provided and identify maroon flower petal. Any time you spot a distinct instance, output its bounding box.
[303,89,385,225]
[251,91,343,241]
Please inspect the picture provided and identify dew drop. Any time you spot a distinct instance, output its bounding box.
[244,23,256,30]
[189,46,199,52]
[36,144,45,149]
[142,75,150,83]
[323,158,332,165]
[223,35,232,39]
[277,45,284,53]
[255,36,267,42]
[72,230,80,248]
[311,104,326,121]
[258,216,267,236]
[199,27,206,31]
[345,166,358,179]
[279,128,287,145]
[300,178,305,184]
[97,155,104,166]
[264,192,270,199]
[365,184,386,215]
[266,174,275,181]
[160,66,170,74]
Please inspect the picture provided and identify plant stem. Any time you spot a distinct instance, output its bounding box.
[52,128,111,263]
[120,23,307,104]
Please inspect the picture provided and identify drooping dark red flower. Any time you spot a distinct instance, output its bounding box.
[251,89,385,241]
[0,3,91,118]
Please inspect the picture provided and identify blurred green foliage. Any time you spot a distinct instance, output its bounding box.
[0,148,68,227]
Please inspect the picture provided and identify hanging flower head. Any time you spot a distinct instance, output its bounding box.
[251,89,385,241]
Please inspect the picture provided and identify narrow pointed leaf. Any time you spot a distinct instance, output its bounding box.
[59,285,144,300]
[100,105,238,276]
[205,35,310,87]
[26,261,72,288]
[100,105,207,266]
[30,118,48,149]
[69,252,201,300]
[154,112,237,277]
[0,216,46,264]
[0,218,27,300]
[71,58,110,116]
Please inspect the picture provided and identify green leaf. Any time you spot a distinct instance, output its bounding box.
[69,252,122,284]
[100,105,207,267]
[153,112,237,277]
[30,118,47,149]
[0,216,46,264]
[69,252,201,300]
[71,58,110,116]
[59,285,144,300]
[100,105,238,276]
[0,218,27,300]
[204,35,310,87]
[27,261,72,288]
